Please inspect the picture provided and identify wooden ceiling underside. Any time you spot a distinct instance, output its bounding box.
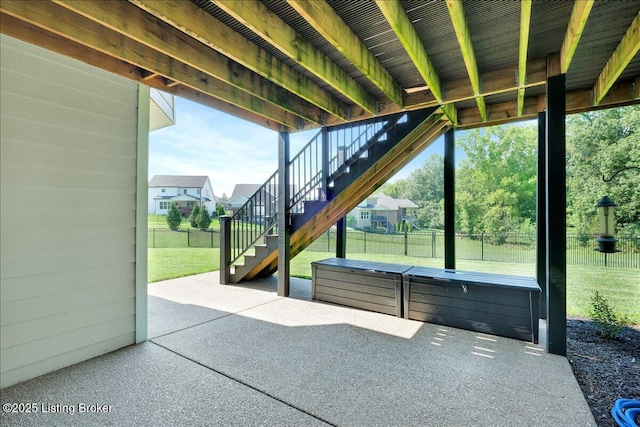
[1,0,639,131]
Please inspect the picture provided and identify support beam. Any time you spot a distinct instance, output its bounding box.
[219,216,231,285]
[1,1,303,129]
[321,128,329,199]
[536,112,547,319]
[288,0,403,107]
[446,0,487,122]
[593,11,640,105]
[444,128,455,270]
[213,0,377,114]
[375,0,455,123]
[131,0,348,122]
[336,217,346,258]
[517,0,532,116]
[53,0,324,126]
[546,73,566,356]
[277,131,291,297]
[560,0,595,74]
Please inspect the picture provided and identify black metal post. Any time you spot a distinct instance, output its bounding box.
[336,217,346,258]
[277,130,290,297]
[536,111,548,319]
[444,128,456,269]
[219,215,231,284]
[546,73,567,356]
[321,127,329,199]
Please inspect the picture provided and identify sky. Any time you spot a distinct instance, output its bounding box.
[149,96,456,198]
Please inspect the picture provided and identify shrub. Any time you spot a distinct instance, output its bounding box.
[166,203,182,231]
[197,206,212,229]
[189,204,201,228]
[590,291,628,339]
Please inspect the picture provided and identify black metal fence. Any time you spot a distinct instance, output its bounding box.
[148,228,639,269]
[148,228,220,248]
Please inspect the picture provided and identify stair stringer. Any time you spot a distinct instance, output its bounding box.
[239,111,450,281]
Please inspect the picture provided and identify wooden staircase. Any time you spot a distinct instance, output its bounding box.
[226,108,451,283]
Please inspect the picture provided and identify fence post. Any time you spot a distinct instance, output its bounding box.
[187,228,190,247]
[364,231,367,254]
[431,232,436,258]
[211,229,214,248]
[219,216,231,284]
[404,230,408,256]
[481,232,484,261]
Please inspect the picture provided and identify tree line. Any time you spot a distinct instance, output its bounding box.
[381,105,639,239]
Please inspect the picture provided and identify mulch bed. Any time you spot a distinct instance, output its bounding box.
[566,318,640,427]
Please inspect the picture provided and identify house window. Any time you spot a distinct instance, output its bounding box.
[183,189,187,194]
[160,201,170,209]
[360,211,370,220]
[161,188,165,193]
[197,189,201,195]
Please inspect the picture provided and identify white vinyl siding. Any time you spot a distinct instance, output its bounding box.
[0,35,139,388]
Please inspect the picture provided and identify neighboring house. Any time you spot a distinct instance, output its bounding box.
[350,193,418,231]
[148,175,216,215]
[229,184,276,223]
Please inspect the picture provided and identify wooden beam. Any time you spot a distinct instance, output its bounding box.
[375,0,456,123]
[457,80,640,129]
[288,0,403,108]
[569,79,640,113]
[131,0,348,122]
[375,0,443,103]
[333,59,547,127]
[212,0,377,114]
[53,0,322,126]
[1,1,303,129]
[560,0,595,74]
[457,97,539,129]
[0,12,286,131]
[445,0,487,121]
[593,11,640,105]
[518,0,532,116]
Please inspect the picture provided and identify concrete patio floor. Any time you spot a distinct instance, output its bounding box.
[1,271,595,426]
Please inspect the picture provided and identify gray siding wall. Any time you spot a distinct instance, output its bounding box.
[0,35,139,388]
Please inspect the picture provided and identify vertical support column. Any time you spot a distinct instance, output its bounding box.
[278,130,291,297]
[444,127,456,270]
[336,217,346,258]
[536,112,547,319]
[219,215,231,285]
[135,84,150,344]
[321,127,329,200]
[546,73,566,356]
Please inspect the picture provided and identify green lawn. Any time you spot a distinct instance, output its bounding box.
[147,247,639,324]
[148,248,219,283]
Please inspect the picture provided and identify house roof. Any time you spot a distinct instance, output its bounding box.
[3,1,637,132]
[149,175,209,188]
[359,193,418,210]
[231,184,263,199]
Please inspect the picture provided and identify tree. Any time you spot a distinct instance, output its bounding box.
[188,204,201,228]
[197,205,212,229]
[215,203,226,217]
[379,154,444,229]
[166,203,182,231]
[456,124,537,237]
[566,105,640,236]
